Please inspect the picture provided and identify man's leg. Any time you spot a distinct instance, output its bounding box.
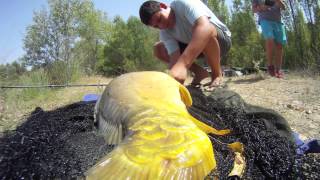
[273,22,286,78]
[265,39,275,76]
[274,42,284,78]
[203,26,222,87]
[154,42,170,63]
[260,20,277,76]
[189,64,209,85]
[154,42,209,84]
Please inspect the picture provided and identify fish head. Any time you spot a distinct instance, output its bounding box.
[105,71,192,109]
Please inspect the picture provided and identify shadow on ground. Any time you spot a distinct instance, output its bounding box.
[231,75,266,84]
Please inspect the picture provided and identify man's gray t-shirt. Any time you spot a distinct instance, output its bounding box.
[160,0,231,55]
[252,0,282,23]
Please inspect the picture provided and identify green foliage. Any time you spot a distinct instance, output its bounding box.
[72,0,111,75]
[228,32,264,67]
[282,0,320,70]
[22,8,51,68]
[226,0,264,68]
[207,0,231,24]
[96,16,164,76]
[284,8,316,70]
[311,5,320,70]
[0,62,27,85]
[46,59,83,85]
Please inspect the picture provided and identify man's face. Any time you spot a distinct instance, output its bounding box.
[149,4,174,29]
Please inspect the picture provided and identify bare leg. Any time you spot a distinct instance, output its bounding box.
[274,42,284,78]
[154,42,209,84]
[203,27,222,87]
[189,64,209,85]
[154,42,170,63]
[274,42,283,70]
[265,39,276,76]
[265,39,275,66]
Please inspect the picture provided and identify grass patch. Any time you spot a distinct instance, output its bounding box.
[0,75,111,132]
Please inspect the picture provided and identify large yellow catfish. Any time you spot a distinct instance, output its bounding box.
[86,71,230,180]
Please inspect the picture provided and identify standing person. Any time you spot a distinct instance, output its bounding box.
[139,0,231,88]
[252,0,286,78]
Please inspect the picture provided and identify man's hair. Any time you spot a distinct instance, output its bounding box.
[139,1,161,25]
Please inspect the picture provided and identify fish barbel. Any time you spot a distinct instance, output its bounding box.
[86,71,230,180]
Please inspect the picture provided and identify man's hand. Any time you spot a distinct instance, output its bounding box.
[275,0,286,10]
[259,4,271,11]
[259,4,272,12]
[252,3,271,13]
[169,61,188,84]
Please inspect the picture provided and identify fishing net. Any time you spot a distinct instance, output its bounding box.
[187,87,296,179]
[0,87,319,179]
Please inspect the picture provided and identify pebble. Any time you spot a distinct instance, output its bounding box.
[305,110,312,114]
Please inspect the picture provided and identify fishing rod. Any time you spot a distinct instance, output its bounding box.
[0,84,109,89]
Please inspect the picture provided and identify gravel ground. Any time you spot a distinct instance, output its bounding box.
[225,74,320,140]
[186,73,320,140]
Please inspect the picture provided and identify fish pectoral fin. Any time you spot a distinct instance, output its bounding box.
[179,84,192,107]
[96,110,124,145]
[189,115,231,135]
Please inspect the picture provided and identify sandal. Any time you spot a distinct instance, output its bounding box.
[275,70,284,78]
[267,65,275,77]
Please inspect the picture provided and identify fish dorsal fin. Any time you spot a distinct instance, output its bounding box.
[179,84,192,107]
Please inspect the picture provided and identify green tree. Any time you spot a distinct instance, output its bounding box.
[228,0,264,67]
[23,0,80,68]
[22,0,96,84]
[97,16,163,76]
[72,0,111,74]
[97,16,128,75]
[285,8,314,69]
[23,8,52,68]
[207,0,231,25]
[313,4,320,70]
[125,17,160,71]
[0,62,26,85]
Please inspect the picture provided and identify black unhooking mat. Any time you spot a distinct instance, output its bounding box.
[0,87,319,179]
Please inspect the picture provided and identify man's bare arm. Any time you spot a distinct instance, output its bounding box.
[252,3,261,13]
[253,0,286,13]
[177,16,214,68]
[252,3,270,13]
[275,0,286,10]
[169,16,215,83]
[168,50,181,69]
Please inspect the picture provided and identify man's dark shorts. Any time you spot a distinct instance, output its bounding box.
[178,24,231,58]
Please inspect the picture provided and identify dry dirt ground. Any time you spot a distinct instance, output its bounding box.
[186,72,320,140]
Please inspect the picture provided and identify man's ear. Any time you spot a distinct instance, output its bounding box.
[159,3,167,9]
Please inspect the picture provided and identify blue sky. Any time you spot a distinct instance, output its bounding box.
[0,0,232,65]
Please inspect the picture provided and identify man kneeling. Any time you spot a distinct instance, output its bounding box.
[139,0,231,87]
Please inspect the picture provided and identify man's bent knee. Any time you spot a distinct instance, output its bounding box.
[153,42,170,63]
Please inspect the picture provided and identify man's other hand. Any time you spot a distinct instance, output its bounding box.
[275,0,286,10]
[170,61,188,84]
